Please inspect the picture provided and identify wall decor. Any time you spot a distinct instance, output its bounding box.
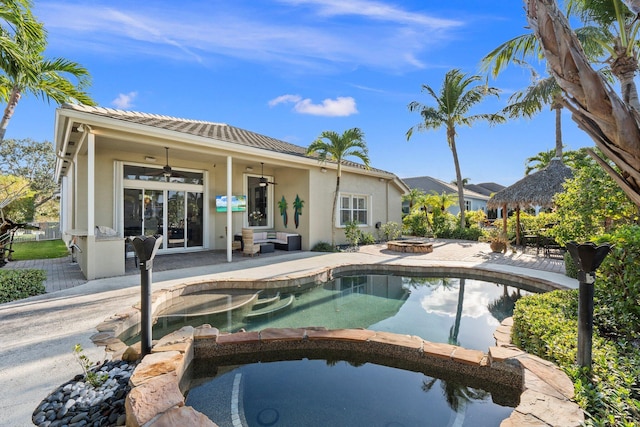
[293,194,304,229]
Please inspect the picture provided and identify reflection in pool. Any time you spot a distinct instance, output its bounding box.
[186,358,515,427]
[150,275,528,351]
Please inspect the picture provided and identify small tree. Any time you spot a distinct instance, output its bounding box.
[306,128,370,247]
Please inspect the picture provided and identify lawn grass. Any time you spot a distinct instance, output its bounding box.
[9,239,69,260]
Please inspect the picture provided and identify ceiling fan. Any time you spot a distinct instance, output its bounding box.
[258,162,277,187]
[153,147,182,181]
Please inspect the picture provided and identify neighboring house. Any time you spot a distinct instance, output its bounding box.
[464,182,505,197]
[54,104,408,279]
[401,176,504,217]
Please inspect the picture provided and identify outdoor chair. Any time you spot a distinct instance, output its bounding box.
[242,228,260,257]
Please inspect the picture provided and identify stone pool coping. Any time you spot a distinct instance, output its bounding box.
[87,263,583,426]
[123,322,584,427]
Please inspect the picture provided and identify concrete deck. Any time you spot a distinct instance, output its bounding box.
[0,240,575,426]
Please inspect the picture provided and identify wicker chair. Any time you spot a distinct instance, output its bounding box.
[242,228,260,257]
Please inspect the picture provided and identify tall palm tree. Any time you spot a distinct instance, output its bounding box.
[306,128,370,247]
[407,69,504,229]
[0,0,94,142]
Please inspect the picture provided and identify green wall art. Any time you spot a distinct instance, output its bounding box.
[278,196,288,228]
[293,194,304,229]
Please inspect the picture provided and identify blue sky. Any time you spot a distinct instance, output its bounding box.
[7,0,595,186]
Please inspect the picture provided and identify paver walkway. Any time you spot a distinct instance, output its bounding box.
[0,240,574,426]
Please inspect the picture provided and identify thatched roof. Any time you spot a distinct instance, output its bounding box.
[488,158,573,209]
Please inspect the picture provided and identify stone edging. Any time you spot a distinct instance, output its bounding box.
[493,318,584,426]
[122,324,584,427]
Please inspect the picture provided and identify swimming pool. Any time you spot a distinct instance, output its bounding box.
[149,274,529,352]
[185,358,515,427]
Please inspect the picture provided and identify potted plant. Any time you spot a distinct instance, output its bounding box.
[484,227,508,254]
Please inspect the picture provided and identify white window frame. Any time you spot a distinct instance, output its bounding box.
[243,173,274,229]
[337,192,371,227]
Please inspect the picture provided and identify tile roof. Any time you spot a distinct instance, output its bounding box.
[59,104,388,174]
[402,175,489,200]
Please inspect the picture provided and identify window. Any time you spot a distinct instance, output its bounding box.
[123,164,203,185]
[245,175,273,228]
[339,193,369,226]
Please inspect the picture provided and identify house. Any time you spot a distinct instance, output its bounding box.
[401,176,504,217]
[53,104,408,279]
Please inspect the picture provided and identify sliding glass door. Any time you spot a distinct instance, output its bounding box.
[122,164,205,251]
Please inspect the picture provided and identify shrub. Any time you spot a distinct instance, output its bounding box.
[513,289,640,426]
[377,221,402,242]
[402,210,430,237]
[359,232,375,245]
[592,224,640,342]
[344,220,360,247]
[563,251,578,279]
[0,269,46,303]
[439,226,483,241]
[311,242,336,252]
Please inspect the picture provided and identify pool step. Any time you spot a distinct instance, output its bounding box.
[253,292,280,309]
[244,294,294,320]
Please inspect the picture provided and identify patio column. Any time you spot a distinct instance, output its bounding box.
[226,156,232,263]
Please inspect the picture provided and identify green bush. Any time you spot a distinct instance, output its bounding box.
[311,242,336,252]
[0,269,46,303]
[513,289,640,426]
[564,251,578,279]
[439,226,483,241]
[377,221,402,242]
[592,224,640,342]
[359,232,375,245]
[402,210,430,237]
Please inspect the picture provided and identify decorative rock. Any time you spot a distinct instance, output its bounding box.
[122,342,142,362]
[125,372,184,427]
[33,360,135,427]
[147,406,218,427]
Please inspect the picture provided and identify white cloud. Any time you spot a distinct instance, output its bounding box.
[37,1,465,73]
[112,91,138,109]
[279,0,461,28]
[268,94,303,107]
[269,94,357,116]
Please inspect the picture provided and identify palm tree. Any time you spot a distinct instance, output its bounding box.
[525,148,565,175]
[306,128,370,247]
[567,0,640,110]
[407,69,504,229]
[402,188,424,212]
[450,177,470,186]
[0,0,94,142]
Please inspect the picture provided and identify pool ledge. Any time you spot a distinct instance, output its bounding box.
[122,323,584,427]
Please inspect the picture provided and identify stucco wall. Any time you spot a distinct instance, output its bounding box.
[307,168,404,248]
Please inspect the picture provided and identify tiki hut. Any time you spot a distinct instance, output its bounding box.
[488,158,573,245]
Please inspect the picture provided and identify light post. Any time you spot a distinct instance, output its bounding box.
[565,241,611,370]
[131,235,163,357]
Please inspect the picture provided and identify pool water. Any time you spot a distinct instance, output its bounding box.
[152,274,528,351]
[186,358,515,427]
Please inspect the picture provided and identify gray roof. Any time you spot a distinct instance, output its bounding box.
[402,175,489,200]
[488,158,573,209]
[464,182,505,197]
[59,104,386,173]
